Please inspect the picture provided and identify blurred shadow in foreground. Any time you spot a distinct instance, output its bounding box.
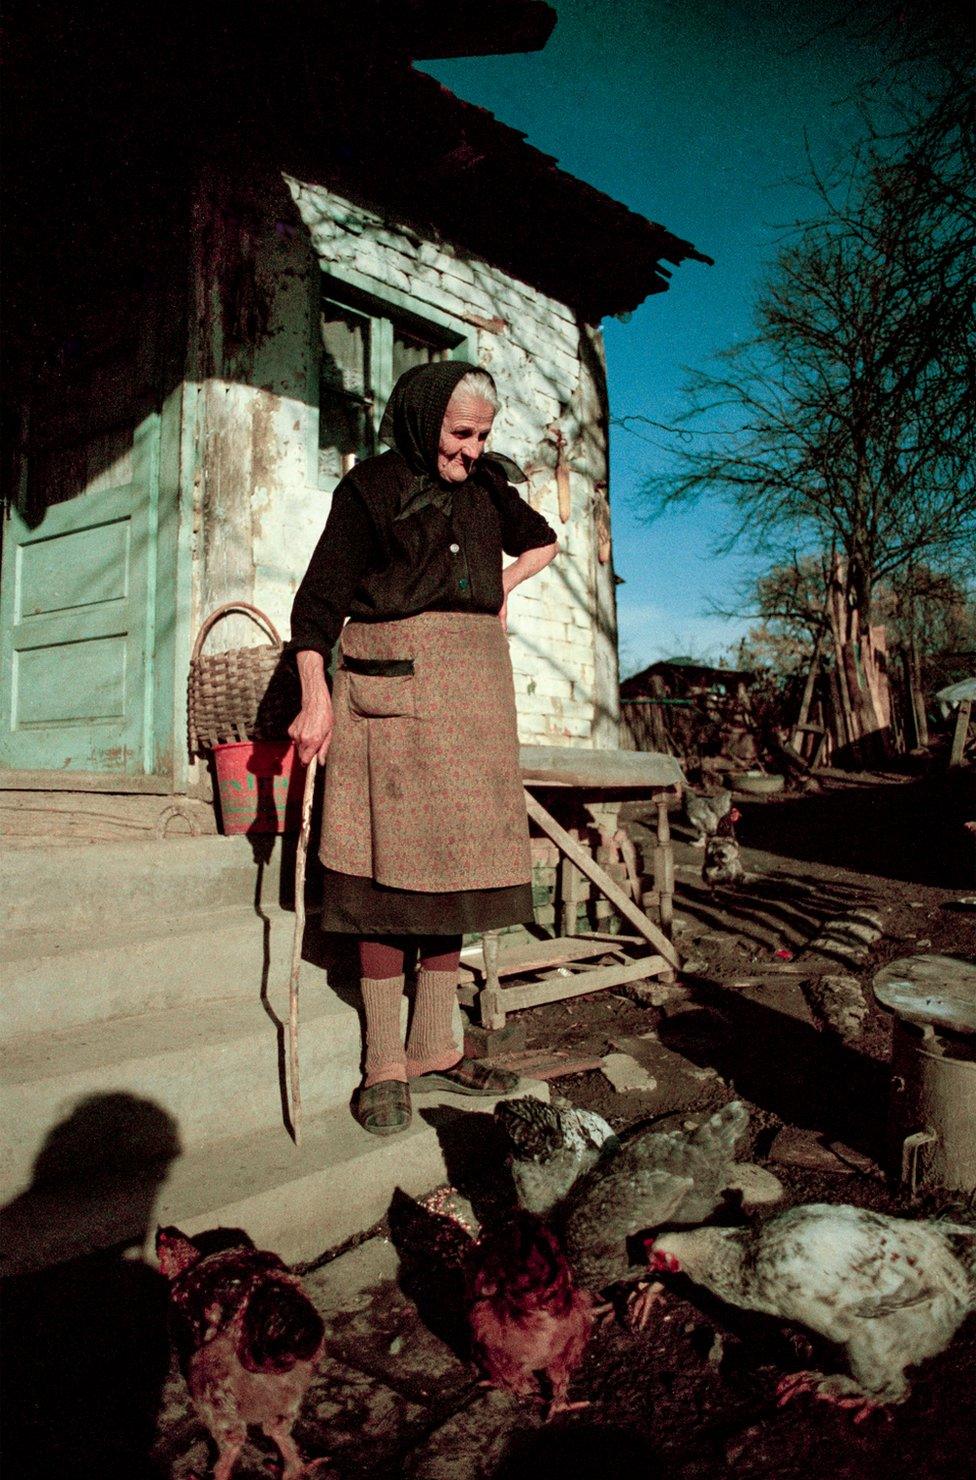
[0,1093,181,1480]
[494,1421,660,1480]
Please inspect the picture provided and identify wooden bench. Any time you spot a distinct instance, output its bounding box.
[459,744,686,1030]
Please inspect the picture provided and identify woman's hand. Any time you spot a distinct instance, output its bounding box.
[288,700,334,766]
[290,650,335,765]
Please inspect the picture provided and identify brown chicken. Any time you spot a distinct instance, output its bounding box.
[466,1213,593,1418]
[156,1225,328,1480]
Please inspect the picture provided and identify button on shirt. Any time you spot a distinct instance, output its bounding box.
[288,450,557,659]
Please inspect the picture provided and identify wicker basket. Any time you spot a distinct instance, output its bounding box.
[188,602,300,754]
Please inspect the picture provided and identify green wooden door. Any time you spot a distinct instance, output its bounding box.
[0,346,173,784]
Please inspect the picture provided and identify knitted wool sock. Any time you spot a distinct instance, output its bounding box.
[360,975,408,1087]
[405,969,462,1078]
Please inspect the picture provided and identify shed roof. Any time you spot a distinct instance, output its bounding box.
[304,61,712,321]
[5,0,710,342]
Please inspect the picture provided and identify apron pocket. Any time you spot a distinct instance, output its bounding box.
[347,671,419,719]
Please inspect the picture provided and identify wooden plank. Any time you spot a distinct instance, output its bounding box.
[491,1051,607,1080]
[520,744,684,790]
[575,931,647,945]
[791,635,823,753]
[950,699,973,767]
[525,789,681,970]
[459,935,625,979]
[499,954,668,1011]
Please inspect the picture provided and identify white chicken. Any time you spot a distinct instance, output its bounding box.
[644,1203,976,1415]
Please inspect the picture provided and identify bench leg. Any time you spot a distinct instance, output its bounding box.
[559,852,583,937]
[654,797,676,981]
[478,929,506,1031]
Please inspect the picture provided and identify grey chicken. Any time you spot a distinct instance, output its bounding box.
[560,1101,749,1296]
[702,806,744,887]
[494,1096,618,1216]
[684,789,733,847]
[646,1203,976,1414]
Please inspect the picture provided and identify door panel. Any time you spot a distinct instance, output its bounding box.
[0,410,162,778]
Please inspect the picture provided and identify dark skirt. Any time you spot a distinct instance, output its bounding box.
[320,867,534,936]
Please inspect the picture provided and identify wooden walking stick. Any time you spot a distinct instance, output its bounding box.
[289,754,318,1147]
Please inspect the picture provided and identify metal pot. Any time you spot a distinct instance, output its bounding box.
[874,954,976,1196]
[888,1016,976,1195]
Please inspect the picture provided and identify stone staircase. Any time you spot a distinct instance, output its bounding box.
[1,837,545,1277]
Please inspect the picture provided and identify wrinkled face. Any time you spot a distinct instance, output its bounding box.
[437,390,495,483]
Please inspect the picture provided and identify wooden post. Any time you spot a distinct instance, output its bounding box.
[288,755,318,1147]
[479,929,506,1031]
[559,851,583,936]
[909,636,929,748]
[791,636,823,755]
[654,796,676,981]
[949,699,972,767]
[649,675,669,752]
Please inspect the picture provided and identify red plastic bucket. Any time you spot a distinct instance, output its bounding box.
[212,740,308,835]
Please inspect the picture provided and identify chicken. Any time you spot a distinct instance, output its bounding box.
[701,805,743,887]
[684,788,733,847]
[561,1101,750,1297]
[645,1204,976,1414]
[155,1226,327,1480]
[466,1212,593,1417]
[494,1095,619,1216]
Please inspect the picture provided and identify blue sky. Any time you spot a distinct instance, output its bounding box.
[420,0,888,674]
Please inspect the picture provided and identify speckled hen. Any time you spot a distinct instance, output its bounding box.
[561,1101,750,1296]
[494,1095,618,1215]
[156,1226,328,1480]
[646,1204,976,1413]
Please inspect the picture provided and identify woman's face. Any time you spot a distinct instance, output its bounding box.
[437,390,495,483]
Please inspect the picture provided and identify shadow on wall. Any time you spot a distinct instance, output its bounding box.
[0,1093,181,1480]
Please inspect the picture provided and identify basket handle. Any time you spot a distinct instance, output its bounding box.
[191,602,283,663]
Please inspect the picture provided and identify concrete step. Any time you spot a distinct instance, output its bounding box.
[1,983,375,1194]
[2,900,334,1036]
[1,835,295,936]
[0,1083,549,1278]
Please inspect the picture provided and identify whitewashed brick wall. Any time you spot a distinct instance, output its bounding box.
[193,171,619,749]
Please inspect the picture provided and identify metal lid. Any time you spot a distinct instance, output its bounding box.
[873,954,976,1033]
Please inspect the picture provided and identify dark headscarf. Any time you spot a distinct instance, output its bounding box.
[378,360,526,521]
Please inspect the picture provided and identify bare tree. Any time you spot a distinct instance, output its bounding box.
[642,9,976,624]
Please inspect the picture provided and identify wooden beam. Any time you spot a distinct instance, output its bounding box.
[496,954,667,1012]
[459,935,625,979]
[524,789,681,971]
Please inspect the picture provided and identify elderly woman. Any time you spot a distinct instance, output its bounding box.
[288,361,558,1135]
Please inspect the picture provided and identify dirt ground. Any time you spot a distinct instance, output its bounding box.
[6,764,974,1480]
[368,762,973,1480]
[282,761,973,1480]
[272,763,971,1480]
[477,764,976,1480]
